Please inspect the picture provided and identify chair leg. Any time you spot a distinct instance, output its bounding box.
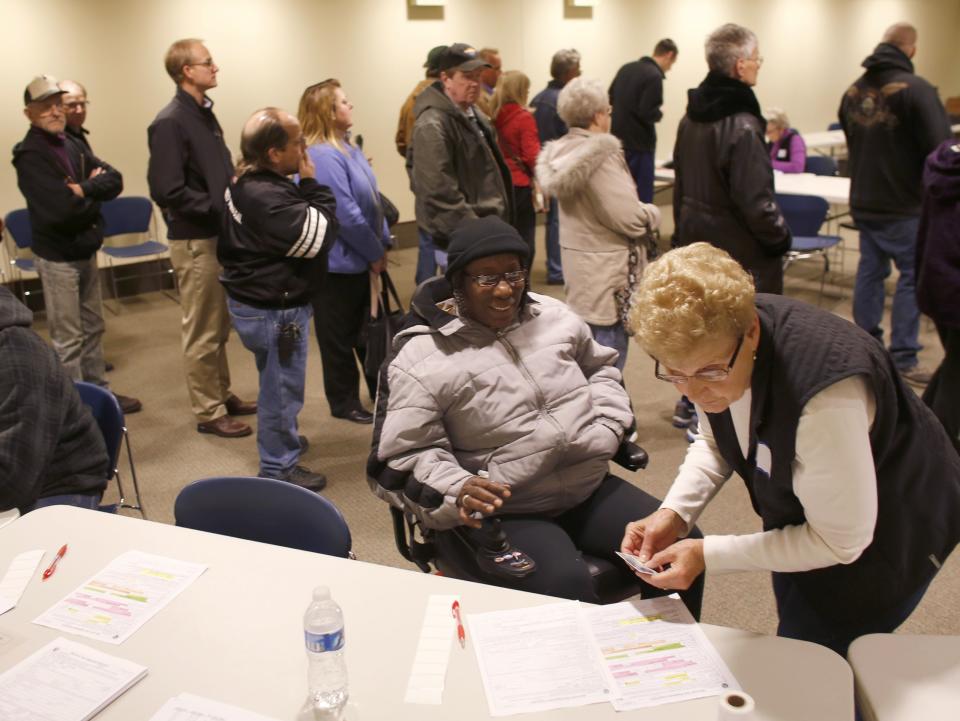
[122,429,146,518]
[162,258,180,305]
[104,259,120,315]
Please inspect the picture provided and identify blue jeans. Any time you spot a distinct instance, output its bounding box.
[546,198,563,282]
[773,571,931,659]
[588,322,628,372]
[853,217,922,370]
[624,149,655,203]
[228,298,310,478]
[22,492,102,514]
[415,228,438,286]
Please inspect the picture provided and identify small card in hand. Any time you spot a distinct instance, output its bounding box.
[616,551,659,575]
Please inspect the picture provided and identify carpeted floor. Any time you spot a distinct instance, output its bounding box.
[32,220,958,639]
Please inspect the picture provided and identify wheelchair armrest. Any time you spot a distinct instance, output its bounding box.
[613,440,649,471]
[390,505,434,573]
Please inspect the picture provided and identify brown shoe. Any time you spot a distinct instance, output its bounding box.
[225,394,257,416]
[113,393,142,415]
[197,415,252,438]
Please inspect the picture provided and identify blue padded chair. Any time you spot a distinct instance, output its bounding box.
[3,209,43,305]
[174,477,353,558]
[804,156,838,176]
[74,381,145,516]
[777,193,843,303]
[99,196,177,313]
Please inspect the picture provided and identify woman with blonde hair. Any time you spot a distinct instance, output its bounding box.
[620,242,960,657]
[491,70,541,262]
[536,76,660,370]
[298,79,391,424]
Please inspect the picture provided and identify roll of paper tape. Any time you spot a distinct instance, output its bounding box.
[717,690,756,719]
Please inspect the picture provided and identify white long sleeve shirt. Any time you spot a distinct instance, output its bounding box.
[661,375,879,574]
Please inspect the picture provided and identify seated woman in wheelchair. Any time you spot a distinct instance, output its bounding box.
[368,216,703,615]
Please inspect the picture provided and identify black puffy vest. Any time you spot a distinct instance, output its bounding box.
[706,295,960,625]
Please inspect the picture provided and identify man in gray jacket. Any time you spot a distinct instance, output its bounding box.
[408,43,513,269]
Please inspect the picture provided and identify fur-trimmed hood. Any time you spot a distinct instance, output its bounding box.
[536,128,623,199]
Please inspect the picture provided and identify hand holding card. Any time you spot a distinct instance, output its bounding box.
[616,551,659,575]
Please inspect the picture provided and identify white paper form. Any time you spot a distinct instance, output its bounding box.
[33,550,207,644]
[0,636,147,721]
[584,594,741,710]
[149,692,284,721]
[0,550,45,616]
[468,601,611,716]
[404,593,458,705]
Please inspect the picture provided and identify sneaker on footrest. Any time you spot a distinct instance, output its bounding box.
[672,397,696,428]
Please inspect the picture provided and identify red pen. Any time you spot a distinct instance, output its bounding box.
[452,600,465,648]
[42,544,68,581]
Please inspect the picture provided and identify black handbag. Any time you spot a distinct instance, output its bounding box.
[363,270,405,379]
[379,192,400,228]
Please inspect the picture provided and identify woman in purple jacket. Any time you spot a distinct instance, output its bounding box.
[765,108,806,173]
[298,80,391,425]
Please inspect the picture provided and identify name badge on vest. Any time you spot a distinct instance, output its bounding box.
[777,148,788,159]
[755,442,773,478]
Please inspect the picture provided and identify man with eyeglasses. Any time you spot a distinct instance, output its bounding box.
[408,43,513,272]
[60,80,93,153]
[12,75,141,415]
[148,38,256,439]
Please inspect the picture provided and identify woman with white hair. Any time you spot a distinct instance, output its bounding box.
[536,77,660,371]
[765,108,806,173]
[620,242,960,657]
[672,23,791,295]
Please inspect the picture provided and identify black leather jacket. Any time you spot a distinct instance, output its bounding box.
[672,73,791,294]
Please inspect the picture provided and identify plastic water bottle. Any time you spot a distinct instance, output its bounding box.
[303,586,348,716]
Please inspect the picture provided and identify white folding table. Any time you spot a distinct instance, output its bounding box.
[0,506,855,720]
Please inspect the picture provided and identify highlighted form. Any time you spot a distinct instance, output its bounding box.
[585,595,741,711]
[34,551,207,645]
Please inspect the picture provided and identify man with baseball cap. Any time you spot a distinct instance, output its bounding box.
[397,45,448,285]
[12,75,141,414]
[408,43,513,272]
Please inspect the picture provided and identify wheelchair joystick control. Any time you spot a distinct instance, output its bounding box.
[463,518,537,580]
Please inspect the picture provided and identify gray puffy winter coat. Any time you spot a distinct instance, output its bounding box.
[368,279,634,530]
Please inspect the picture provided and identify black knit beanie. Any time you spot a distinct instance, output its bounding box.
[444,216,531,282]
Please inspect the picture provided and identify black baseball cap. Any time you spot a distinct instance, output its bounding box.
[424,45,449,72]
[438,43,491,74]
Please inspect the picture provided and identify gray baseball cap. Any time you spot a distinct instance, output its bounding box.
[24,75,66,106]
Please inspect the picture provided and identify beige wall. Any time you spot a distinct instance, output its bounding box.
[1,0,957,225]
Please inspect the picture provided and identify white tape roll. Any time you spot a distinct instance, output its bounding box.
[717,690,756,719]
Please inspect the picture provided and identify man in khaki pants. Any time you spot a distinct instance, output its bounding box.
[147,38,255,437]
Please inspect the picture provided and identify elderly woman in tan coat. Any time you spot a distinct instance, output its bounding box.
[537,76,660,370]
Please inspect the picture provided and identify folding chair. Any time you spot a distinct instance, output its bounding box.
[2,209,43,309]
[99,196,177,313]
[174,476,353,558]
[804,156,838,176]
[74,381,145,516]
[778,193,843,304]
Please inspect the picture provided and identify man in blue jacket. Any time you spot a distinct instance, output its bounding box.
[531,48,580,285]
[839,22,952,386]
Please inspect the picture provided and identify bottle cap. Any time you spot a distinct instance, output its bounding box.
[312,586,330,601]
